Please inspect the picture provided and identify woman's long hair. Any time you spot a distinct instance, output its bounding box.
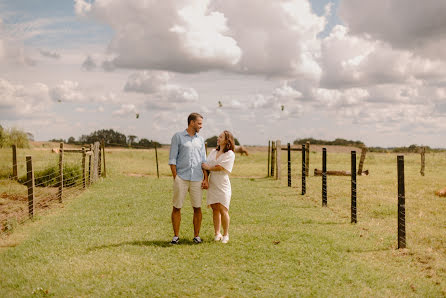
[216,130,235,153]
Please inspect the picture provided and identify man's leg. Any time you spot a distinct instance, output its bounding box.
[172,207,181,237]
[193,207,202,237]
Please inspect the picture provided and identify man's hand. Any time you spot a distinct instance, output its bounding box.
[201,180,209,189]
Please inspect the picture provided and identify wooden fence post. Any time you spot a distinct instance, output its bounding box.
[205,142,208,156]
[271,141,275,177]
[267,140,271,177]
[322,148,327,207]
[88,144,92,186]
[397,155,406,249]
[358,147,367,175]
[12,144,18,180]
[305,142,310,177]
[58,142,64,203]
[26,155,35,219]
[155,143,160,179]
[276,140,281,180]
[302,144,306,195]
[82,147,86,188]
[420,147,425,176]
[287,143,291,187]
[351,151,357,223]
[92,142,100,182]
[98,142,102,177]
[101,140,107,178]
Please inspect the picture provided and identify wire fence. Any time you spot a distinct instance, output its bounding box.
[0,141,106,236]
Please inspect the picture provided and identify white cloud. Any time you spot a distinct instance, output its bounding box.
[339,0,446,60]
[112,103,137,117]
[39,49,60,59]
[82,55,97,71]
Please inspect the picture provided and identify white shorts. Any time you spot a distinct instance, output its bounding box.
[173,176,203,209]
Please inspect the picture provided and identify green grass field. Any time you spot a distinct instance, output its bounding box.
[0,146,445,296]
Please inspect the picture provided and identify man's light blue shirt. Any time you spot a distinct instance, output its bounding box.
[168,130,207,182]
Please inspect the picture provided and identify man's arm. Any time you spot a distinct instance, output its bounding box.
[170,164,177,180]
[201,168,209,189]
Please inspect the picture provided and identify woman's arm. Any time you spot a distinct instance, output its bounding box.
[202,163,225,171]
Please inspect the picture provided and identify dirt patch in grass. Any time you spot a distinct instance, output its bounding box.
[0,188,60,233]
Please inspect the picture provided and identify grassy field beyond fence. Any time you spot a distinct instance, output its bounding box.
[0,146,445,296]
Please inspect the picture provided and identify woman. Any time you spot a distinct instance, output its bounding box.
[202,130,235,243]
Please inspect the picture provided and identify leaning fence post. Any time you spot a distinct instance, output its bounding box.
[26,155,35,219]
[305,142,310,177]
[420,147,425,176]
[287,143,291,187]
[271,141,275,177]
[322,148,327,207]
[101,139,107,178]
[12,144,18,180]
[351,151,357,223]
[82,147,86,188]
[276,140,281,180]
[58,142,64,203]
[267,140,271,177]
[155,143,160,179]
[302,144,306,195]
[358,147,367,175]
[397,155,406,249]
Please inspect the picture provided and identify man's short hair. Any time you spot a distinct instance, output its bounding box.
[188,113,203,125]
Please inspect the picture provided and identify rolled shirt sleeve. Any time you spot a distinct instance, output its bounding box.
[168,134,179,165]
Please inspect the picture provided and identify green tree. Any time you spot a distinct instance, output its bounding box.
[67,137,76,144]
[2,127,30,148]
[137,138,160,148]
[78,129,127,146]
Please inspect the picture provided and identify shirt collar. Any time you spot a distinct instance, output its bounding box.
[183,129,197,137]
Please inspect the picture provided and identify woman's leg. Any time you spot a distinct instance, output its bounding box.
[219,204,230,236]
[211,203,221,235]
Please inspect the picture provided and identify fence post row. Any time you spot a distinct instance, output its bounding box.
[305,142,310,177]
[287,143,291,187]
[12,144,18,180]
[271,141,275,177]
[358,147,367,175]
[276,140,281,180]
[397,155,406,249]
[82,147,86,188]
[101,140,107,178]
[26,155,35,219]
[420,147,425,176]
[302,144,306,195]
[351,151,357,223]
[267,140,271,177]
[58,142,64,203]
[155,142,160,179]
[322,148,327,207]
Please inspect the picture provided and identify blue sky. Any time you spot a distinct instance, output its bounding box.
[1,0,446,147]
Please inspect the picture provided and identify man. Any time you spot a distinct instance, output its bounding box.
[168,113,208,244]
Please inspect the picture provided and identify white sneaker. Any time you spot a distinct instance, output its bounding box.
[214,234,223,241]
[222,235,229,243]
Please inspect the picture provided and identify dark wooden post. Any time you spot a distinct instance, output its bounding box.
[305,142,310,177]
[301,144,306,195]
[420,147,425,176]
[397,155,406,249]
[267,140,271,177]
[155,143,160,179]
[58,142,64,203]
[287,143,291,187]
[276,140,281,180]
[88,145,92,186]
[12,144,18,180]
[26,155,35,219]
[82,147,86,188]
[271,141,275,177]
[205,142,208,156]
[322,148,327,207]
[358,147,367,175]
[98,143,102,177]
[101,140,106,178]
[351,151,357,223]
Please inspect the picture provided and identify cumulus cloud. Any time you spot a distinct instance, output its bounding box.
[112,104,137,117]
[82,55,97,71]
[49,80,117,103]
[0,18,34,66]
[39,49,61,59]
[339,0,446,60]
[0,78,51,119]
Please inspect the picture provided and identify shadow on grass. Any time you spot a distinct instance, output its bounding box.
[88,239,197,251]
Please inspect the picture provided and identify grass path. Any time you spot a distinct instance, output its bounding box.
[0,175,444,296]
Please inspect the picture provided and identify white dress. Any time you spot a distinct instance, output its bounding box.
[206,149,235,210]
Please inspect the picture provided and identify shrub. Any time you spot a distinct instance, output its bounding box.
[19,164,82,187]
[0,127,30,148]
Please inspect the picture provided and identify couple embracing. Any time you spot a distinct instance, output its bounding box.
[168,113,235,244]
